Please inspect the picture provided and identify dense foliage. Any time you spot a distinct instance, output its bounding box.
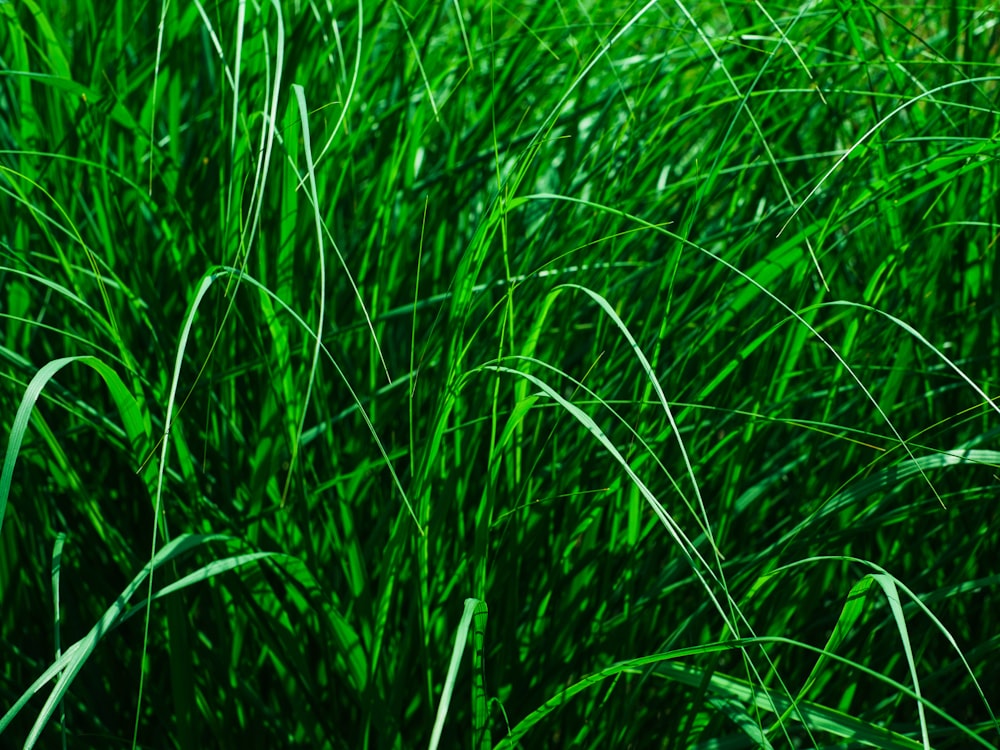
[2,1,999,747]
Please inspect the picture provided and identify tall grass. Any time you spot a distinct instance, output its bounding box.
[2,1,999,747]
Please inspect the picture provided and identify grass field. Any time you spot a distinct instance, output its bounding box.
[2,1,1000,747]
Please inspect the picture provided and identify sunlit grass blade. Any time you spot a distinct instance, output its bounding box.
[0,356,146,537]
[429,597,485,750]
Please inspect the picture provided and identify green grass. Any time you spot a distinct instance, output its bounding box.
[2,0,1000,747]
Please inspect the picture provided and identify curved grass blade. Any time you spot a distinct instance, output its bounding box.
[763,556,999,740]
[506,193,949,509]
[0,355,146,538]
[0,533,235,747]
[498,635,986,749]
[486,358,807,742]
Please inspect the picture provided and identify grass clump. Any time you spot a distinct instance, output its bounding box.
[2,1,1000,748]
